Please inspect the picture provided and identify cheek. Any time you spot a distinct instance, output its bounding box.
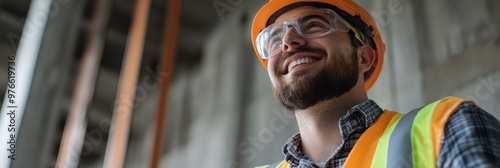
[322,33,353,55]
[267,58,280,86]
[267,56,279,73]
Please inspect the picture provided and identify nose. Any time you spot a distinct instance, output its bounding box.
[281,27,306,52]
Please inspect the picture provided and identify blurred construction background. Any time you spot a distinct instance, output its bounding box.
[0,0,499,167]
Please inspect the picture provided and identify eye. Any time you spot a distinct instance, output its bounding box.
[302,20,330,34]
[270,36,282,44]
[297,13,331,35]
[268,37,282,52]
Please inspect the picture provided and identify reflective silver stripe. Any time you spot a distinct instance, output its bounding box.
[386,108,421,168]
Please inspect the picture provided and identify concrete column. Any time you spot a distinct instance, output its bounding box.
[11,0,86,167]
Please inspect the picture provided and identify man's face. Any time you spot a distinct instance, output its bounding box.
[267,7,360,111]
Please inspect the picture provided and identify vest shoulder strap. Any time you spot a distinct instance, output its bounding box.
[343,110,401,168]
[344,96,469,168]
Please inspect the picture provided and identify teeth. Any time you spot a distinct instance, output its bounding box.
[288,57,316,73]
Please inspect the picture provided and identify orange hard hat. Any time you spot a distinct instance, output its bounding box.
[251,0,385,91]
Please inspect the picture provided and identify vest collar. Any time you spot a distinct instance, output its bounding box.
[282,99,384,167]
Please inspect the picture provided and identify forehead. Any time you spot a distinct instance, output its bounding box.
[274,6,320,23]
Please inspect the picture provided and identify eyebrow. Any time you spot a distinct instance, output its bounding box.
[267,14,328,38]
[270,28,283,38]
[298,14,329,24]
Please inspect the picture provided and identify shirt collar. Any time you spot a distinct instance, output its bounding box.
[282,99,384,167]
[339,99,383,139]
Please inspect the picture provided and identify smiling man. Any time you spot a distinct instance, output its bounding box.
[250,0,500,168]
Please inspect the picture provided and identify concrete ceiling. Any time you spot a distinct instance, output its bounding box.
[0,0,219,72]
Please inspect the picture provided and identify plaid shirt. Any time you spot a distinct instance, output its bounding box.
[281,99,500,168]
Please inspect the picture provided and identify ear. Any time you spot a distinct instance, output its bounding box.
[357,45,375,74]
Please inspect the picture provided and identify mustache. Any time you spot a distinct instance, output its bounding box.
[276,47,327,74]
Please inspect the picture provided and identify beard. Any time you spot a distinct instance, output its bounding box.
[272,47,359,111]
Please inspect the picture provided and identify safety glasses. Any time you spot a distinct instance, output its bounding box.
[255,8,350,59]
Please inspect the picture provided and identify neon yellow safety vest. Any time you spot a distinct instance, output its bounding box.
[259,96,469,168]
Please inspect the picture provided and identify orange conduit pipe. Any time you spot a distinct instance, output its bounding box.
[56,0,113,167]
[150,0,182,167]
[102,0,151,167]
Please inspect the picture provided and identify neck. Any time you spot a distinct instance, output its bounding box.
[294,84,367,162]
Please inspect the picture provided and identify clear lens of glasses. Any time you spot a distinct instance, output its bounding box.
[256,9,350,59]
